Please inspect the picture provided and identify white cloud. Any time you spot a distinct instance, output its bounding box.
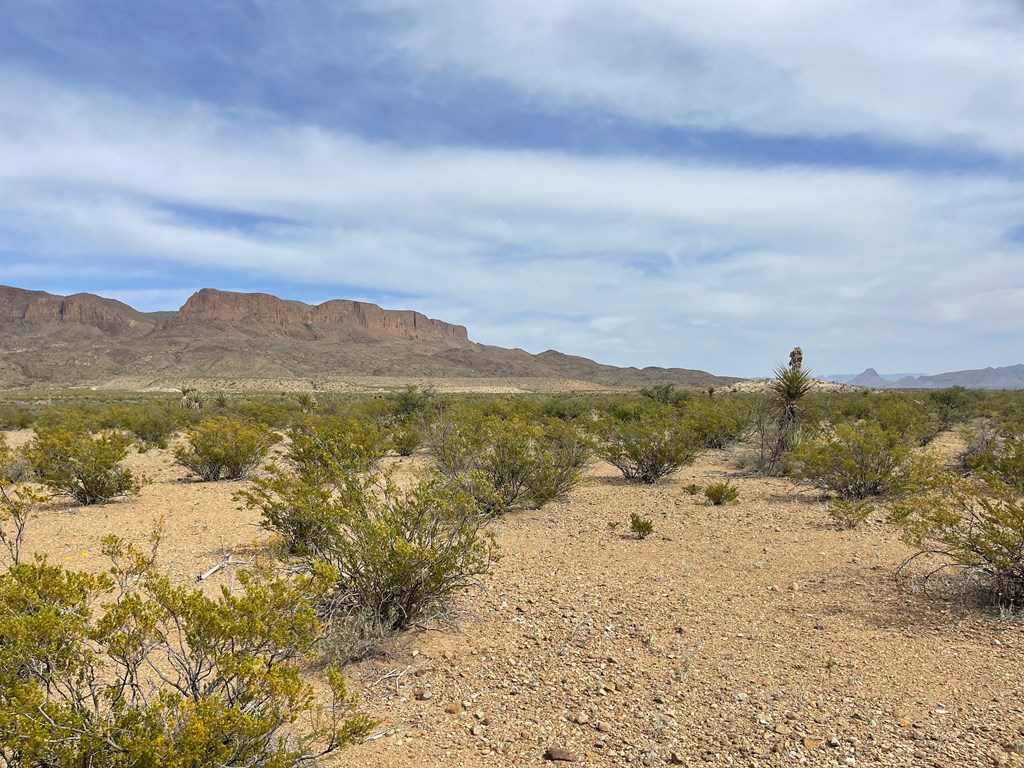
[368,0,1024,156]
[0,72,1022,375]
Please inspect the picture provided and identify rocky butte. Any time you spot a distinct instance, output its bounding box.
[0,284,736,390]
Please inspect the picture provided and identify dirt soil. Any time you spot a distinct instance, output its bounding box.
[7,430,1023,768]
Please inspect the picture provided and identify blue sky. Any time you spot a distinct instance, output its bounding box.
[2,1,1024,377]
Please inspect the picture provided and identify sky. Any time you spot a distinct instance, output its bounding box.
[2,1,1024,377]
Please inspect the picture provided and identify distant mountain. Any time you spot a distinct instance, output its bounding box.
[846,364,1024,390]
[826,371,929,384]
[0,285,738,390]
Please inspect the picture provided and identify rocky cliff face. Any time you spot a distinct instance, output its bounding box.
[0,286,154,336]
[160,289,469,343]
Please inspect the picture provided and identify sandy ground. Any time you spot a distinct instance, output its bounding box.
[5,431,1023,768]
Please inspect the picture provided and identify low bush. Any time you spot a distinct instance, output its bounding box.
[704,481,740,505]
[240,466,497,632]
[684,397,749,449]
[0,540,374,766]
[789,420,929,501]
[123,403,179,450]
[287,416,388,483]
[388,421,424,456]
[598,416,700,484]
[431,416,590,516]
[174,417,278,481]
[891,472,1024,602]
[827,498,875,530]
[25,427,142,504]
[630,512,654,539]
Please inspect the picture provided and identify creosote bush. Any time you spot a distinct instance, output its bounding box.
[431,415,590,516]
[239,435,498,636]
[174,417,278,481]
[703,481,740,505]
[0,537,374,767]
[25,427,142,505]
[598,415,700,485]
[789,420,929,501]
[630,512,654,540]
[827,499,875,530]
[891,472,1024,602]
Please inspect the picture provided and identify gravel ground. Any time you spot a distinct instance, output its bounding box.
[7,431,1023,767]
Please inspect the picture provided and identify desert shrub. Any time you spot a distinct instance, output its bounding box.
[25,427,141,504]
[431,416,590,515]
[0,402,33,429]
[296,391,318,414]
[122,403,179,450]
[640,383,690,407]
[388,421,424,456]
[788,420,928,501]
[0,541,374,767]
[597,416,700,484]
[683,483,702,495]
[704,480,740,505]
[928,386,982,429]
[892,472,1024,602]
[683,397,749,450]
[240,466,496,632]
[960,423,1024,493]
[630,512,654,539]
[524,421,593,508]
[538,395,589,421]
[0,435,41,565]
[287,416,388,483]
[827,498,875,530]
[174,417,278,481]
[869,392,939,445]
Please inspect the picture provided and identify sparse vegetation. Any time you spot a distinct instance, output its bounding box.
[630,512,654,539]
[598,415,700,484]
[789,420,929,501]
[827,498,875,530]
[892,471,1024,602]
[0,537,374,766]
[703,480,740,505]
[25,427,142,505]
[174,417,278,481]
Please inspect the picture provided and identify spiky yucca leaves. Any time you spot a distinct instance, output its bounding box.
[759,347,813,475]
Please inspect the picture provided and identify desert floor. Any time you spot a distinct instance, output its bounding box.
[6,429,1023,768]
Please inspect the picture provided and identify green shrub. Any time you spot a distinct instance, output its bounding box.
[431,416,590,515]
[240,465,497,632]
[630,512,654,539]
[598,416,700,484]
[789,420,927,500]
[703,481,740,505]
[827,499,874,530]
[683,483,702,495]
[0,542,374,766]
[25,427,141,504]
[639,383,690,407]
[869,392,939,445]
[388,421,424,456]
[891,472,1024,602]
[961,423,1024,493]
[174,417,278,481]
[683,397,749,449]
[123,403,179,450]
[287,416,388,484]
[0,403,33,430]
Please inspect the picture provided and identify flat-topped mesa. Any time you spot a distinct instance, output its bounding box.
[165,288,469,343]
[0,285,153,336]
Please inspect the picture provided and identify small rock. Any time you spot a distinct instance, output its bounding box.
[670,752,685,764]
[596,721,612,733]
[803,737,823,751]
[444,702,462,715]
[470,724,485,737]
[543,747,579,762]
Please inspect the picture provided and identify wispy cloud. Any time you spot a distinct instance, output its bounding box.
[1,2,1023,376]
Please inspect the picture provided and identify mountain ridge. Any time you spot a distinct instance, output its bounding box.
[0,285,736,390]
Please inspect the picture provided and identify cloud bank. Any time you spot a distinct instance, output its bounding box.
[2,1,1023,376]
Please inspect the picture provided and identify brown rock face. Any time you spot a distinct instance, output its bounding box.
[162,288,469,343]
[0,285,153,336]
